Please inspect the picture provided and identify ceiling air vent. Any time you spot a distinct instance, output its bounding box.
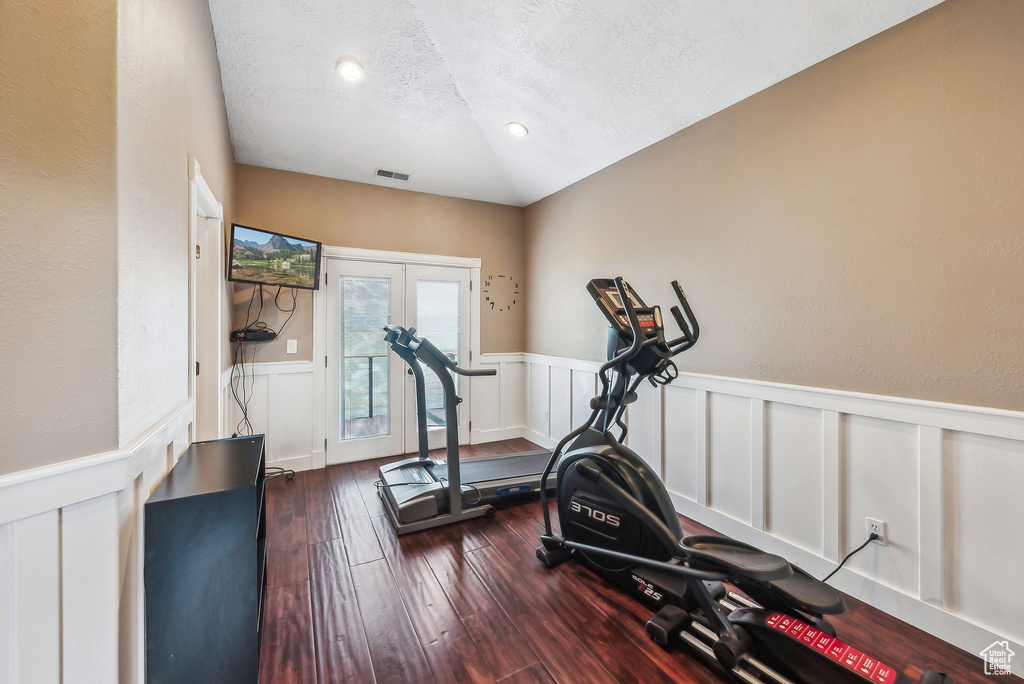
[376,168,410,181]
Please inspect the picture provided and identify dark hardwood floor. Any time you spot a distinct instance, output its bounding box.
[260,439,1011,684]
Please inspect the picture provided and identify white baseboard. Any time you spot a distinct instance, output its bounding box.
[470,426,559,450]
[268,453,313,473]
[523,428,557,449]
[471,426,528,444]
[311,448,326,469]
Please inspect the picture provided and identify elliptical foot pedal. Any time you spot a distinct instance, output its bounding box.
[536,535,572,567]
[536,544,572,568]
[645,605,689,647]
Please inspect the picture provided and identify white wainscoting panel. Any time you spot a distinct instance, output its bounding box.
[8,510,60,684]
[764,402,824,555]
[471,354,527,443]
[469,366,501,435]
[62,493,119,682]
[221,361,320,471]
[549,366,573,442]
[942,429,1024,649]
[571,370,597,428]
[527,362,551,444]
[842,415,920,597]
[510,352,1024,677]
[0,400,195,684]
[664,386,699,502]
[707,392,753,526]
[625,382,662,476]
[500,361,527,436]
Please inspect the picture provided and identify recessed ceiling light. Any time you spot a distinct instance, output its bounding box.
[336,57,365,82]
[507,122,529,137]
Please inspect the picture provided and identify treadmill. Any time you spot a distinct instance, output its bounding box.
[377,324,554,534]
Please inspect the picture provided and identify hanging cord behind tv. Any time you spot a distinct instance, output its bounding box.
[273,285,299,337]
[230,284,295,481]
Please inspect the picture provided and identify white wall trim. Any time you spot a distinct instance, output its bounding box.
[676,371,1024,440]
[521,352,603,374]
[500,352,1024,677]
[322,245,481,269]
[0,399,196,684]
[477,352,526,364]
[0,400,195,527]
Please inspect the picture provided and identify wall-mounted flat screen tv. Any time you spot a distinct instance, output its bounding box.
[228,224,322,290]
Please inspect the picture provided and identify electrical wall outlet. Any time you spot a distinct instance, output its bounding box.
[865,517,887,546]
[286,339,297,354]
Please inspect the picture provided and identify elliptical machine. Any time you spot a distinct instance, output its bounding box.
[536,277,954,684]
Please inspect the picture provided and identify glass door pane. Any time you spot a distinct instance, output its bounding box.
[326,259,405,463]
[406,265,471,451]
[416,280,460,431]
[340,277,390,440]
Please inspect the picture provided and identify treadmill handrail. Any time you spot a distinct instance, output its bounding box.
[452,366,496,377]
[410,336,496,376]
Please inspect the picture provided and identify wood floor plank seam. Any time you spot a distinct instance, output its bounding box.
[369,508,500,682]
[501,515,722,683]
[266,477,311,588]
[302,469,345,544]
[325,464,385,566]
[306,538,376,684]
[462,544,620,684]
[478,520,682,684]
[350,558,436,683]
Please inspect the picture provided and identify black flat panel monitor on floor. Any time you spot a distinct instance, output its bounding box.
[228,223,322,290]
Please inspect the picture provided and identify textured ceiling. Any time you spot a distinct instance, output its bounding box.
[209,0,942,206]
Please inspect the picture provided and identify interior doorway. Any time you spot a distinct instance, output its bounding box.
[188,157,224,441]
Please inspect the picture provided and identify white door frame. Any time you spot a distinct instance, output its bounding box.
[314,246,482,464]
[187,156,224,441]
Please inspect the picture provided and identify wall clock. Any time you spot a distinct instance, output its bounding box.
[482,273,519,312]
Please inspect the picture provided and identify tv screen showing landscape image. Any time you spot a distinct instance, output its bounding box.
[229,224,322,290]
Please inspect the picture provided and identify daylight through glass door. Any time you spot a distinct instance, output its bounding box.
[415,280,461,429]
[340,277,390,440]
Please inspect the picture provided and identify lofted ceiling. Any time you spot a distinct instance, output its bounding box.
[208,0,942,207]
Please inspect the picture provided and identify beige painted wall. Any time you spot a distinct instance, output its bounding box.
[1,0,234,476]
[117,0,236,443]
[525,0,1024,411]
[231,164,526,361]
[1,0,119,475]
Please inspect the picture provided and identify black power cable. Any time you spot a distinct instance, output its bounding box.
[229,283,297,482]
[273,285,299,337]
[823,533,879,583]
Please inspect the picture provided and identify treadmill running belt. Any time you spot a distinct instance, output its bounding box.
[432,450,552,484]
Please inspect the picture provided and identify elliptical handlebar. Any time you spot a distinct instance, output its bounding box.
[613,276,644,363]
[666,280,699,355]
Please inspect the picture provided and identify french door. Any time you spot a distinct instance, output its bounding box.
[325,258,472,464]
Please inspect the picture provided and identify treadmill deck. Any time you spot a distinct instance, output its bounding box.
[431,449,553,484]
